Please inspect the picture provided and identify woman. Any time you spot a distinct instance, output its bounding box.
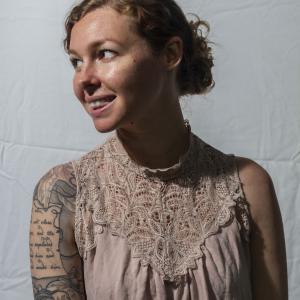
[29,0,288,299]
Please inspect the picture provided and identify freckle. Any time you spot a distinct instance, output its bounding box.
[130,121,134,125]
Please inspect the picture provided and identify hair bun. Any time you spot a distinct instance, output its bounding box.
[179,17,214,96]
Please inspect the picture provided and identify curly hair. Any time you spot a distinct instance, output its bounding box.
[64,0,214,96]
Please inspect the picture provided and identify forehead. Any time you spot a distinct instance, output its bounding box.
[70,6,138,50]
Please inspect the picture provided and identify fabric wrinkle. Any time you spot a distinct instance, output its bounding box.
[71,124,252,299]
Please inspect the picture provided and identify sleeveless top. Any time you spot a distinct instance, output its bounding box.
[71,125,252,300]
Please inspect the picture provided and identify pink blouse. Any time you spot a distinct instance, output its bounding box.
[72,127,252,300]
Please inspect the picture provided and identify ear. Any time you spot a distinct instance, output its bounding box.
[161,36,183,71]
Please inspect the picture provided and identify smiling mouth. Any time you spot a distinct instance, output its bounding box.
[89,95,116,110]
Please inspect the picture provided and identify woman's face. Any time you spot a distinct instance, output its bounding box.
[69,6,169,133]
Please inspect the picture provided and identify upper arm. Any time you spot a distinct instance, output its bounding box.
[236,156,288,300]
[29,162,86,299]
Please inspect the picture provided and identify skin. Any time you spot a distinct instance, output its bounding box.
[30,5,288,300]
[236,157,288,299]
[30,163,86,300]
[69,6,189,169]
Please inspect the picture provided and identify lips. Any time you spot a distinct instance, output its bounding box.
[94,95,116,103]
[87,94,115,104]
[87,95,116,118]
[90,95,116,109]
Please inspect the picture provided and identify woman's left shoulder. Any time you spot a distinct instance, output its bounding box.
[234,156,277,222]
[234,156,272,186]
[233,158,288,298]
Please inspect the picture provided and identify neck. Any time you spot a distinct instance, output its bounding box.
[116,102,190,169]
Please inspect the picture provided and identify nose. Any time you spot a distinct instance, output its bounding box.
[78,62,101,96]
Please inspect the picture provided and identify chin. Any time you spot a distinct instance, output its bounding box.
[93,124,115,133]
[92,118,119,133]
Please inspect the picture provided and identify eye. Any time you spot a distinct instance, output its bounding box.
[97,49,116,61]
[69,57,83,70]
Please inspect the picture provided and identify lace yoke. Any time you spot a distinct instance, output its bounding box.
[71,129,250,282]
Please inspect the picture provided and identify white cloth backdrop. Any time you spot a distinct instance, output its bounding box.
[0,0,299,299]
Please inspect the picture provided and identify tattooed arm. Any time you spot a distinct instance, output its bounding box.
[29,162,86,300]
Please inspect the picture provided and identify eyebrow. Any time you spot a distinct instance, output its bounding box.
[68,39,121,56]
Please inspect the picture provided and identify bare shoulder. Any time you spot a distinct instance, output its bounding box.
[35,161,75,191]
[30,161,85,298]
[234,156,276,223]
[235,156,288,299]
[235,156,272,187]
[31,161,77,253]
[34,161,76,212]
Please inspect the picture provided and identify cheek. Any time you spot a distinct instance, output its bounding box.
[110,58,162,97]
[72,75,82,101]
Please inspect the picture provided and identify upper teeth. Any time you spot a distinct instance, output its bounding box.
[90,99,110,108]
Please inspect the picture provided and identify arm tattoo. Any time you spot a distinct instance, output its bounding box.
[30,163,86,300]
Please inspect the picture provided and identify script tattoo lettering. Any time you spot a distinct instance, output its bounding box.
[31,205,61,274]
[30,163,86,299]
